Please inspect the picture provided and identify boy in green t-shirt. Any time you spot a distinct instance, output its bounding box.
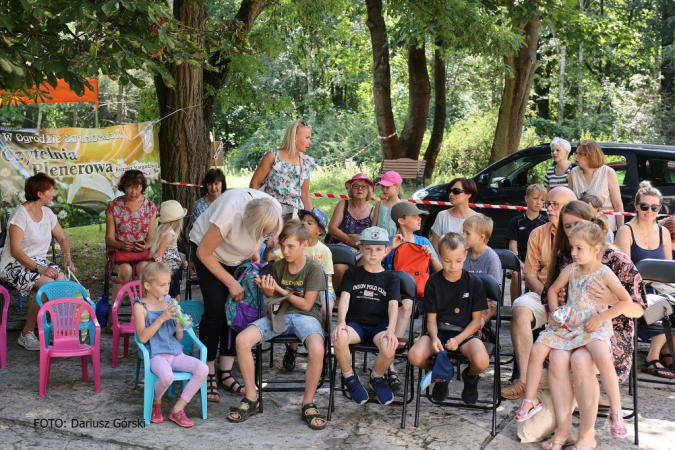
[228,220,328,430]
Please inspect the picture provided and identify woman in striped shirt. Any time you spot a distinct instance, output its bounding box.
[544,137,574,190]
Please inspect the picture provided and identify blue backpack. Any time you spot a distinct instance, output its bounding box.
[225,263,263,332]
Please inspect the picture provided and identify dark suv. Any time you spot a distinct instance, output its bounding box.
[412,142,675,248]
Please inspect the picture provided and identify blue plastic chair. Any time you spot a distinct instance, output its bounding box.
[134,328,208,424]
[134,300,205,387]
[36,281,96,346]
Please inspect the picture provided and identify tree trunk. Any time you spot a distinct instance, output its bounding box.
[156,0,268,249]
[578,0,585,130]
[365,0,399,159]
[36,103,43,130]
[116,80,124,124]
[489,6,540,163]
[558,44,566,126]
[398,44,430,160]
[423,49,446,179]
[534,36,551,120]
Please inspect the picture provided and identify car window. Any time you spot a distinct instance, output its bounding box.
[644,158,675,186]
[490,154,552,188]
[605,155,627,186]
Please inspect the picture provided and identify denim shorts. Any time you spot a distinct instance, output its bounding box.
[347,322,388,346]
[251,313,324,344]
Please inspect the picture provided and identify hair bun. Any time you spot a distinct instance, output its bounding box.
[639,180,653,189]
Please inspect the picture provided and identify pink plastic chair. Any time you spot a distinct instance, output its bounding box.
[112,280,143,368]
[0,285,10,368]
[37,297,101,397]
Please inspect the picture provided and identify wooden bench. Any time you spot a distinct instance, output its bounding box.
[378,158,426,187]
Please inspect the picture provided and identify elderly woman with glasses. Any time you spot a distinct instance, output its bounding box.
[544,137,575,190]
[327,173,379,288]
[616,181,674,378]
[250,120,315,222]
[429,177,478,255]
[568,139,624,231]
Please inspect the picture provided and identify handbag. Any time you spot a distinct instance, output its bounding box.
[113,249,151,265]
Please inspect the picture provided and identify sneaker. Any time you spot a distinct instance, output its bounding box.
[369,376,394,405]
[151,403,164,423]
[431,379,450,402]
[168,409,194,427]
[461,368,480,404]
[343,374,368,405]
[18,331,40,351]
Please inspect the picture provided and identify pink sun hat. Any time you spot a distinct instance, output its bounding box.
[376,171,402,186]
[345,173,375,190]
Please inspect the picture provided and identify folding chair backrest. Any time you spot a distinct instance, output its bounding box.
[636,259,675,284]
[327,244,357,267]
[36,280,92,307]
[394,271,417,300]
[474,273,501,303]
[494,249,520,303]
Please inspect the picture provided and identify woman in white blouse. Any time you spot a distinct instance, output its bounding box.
[0,173,75,351]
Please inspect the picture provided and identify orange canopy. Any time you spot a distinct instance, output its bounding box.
[1,78,99,106]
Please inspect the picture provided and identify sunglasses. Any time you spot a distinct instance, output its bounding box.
[448,188,466,195]
[544,201,561,210]
[300,120,309,126]
[638,203,661,212]
[352,184,369,191]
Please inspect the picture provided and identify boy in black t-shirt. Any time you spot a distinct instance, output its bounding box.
[334,226,401,406]
[505,184,547,301]
[408,232,489,404]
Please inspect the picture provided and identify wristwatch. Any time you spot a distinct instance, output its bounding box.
[34,262,41,272]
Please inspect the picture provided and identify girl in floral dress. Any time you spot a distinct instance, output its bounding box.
[515,221,632,439]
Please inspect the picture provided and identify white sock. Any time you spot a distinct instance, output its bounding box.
[342,369,354,378]
[371,370,382,379]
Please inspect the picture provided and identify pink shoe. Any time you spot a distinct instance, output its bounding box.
[151,403,164,423]
[514,397,542,422]
[168,409,194,427]
[608,410,628,439]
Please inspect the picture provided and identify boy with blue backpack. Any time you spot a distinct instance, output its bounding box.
[228,220,328,430]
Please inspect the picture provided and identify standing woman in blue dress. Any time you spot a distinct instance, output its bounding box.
[249,120,316,222]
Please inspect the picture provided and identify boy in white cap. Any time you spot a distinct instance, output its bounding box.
[333,226,401,405]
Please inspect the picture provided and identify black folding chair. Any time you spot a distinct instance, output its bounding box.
[254,263,333,415]
[328,271,418,428]
[414,273,502,435]
[494,249,521,320]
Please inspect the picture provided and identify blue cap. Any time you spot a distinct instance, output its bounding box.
[420,350,454,390]
[298,207,328,236]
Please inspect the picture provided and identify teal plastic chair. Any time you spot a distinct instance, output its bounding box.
[134,328,208,424]
[134,300,205,387]
[36,281,96,346]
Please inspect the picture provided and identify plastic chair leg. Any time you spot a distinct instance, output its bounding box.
[81,355,88,382]
[39,353,49,397]
[112,330,120,368]
[200,379,207,419]
[92,350,101,393]
[134,355,142,389]
[123,334,130,357]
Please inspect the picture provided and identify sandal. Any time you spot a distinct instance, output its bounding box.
[283,344,297,372]
[642,359,675,378]
[227,397,259,423]
[301,402,327,430]
[570,446,598,450]
[219,369,245,394]
[514,397,542,422]
[206,373,220,403]
[541,437,576,450]
[501,379,526,400]
[386,370,401,392]
[608,410,628,439]
[660,354,674,370]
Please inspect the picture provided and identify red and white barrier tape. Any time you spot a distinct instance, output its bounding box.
[161,180,203,188]
[309,193,651,217]
[320,131,397,169]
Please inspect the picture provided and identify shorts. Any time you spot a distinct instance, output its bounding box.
[321,290,336,308]
[512,291,547,329]
[347,322,388,346]
[169,268,183,298]
[434,329,481,349]
[251,313,323,344]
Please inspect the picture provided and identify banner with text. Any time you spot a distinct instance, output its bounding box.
[0,122,161,228]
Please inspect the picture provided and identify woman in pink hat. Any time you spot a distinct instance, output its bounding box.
[327,173,379,288]
[374,171,404,238]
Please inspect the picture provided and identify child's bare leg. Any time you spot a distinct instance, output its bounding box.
[586,340,622,412]
[388,299,412,375]
[373,332,396,377]
[302,334,325,405]
[519,343,550,414]
[235,326,262,401]
[459,339,489,376]
[333,326,361,373]
[407,336,435,371]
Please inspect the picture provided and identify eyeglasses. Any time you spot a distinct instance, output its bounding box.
[544,201,561,210]
[263,231,276,241]
[448,188,466,195]
[352,184,368,191]
[638,203,661,212]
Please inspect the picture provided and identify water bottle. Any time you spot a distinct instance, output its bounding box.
[75,290,91,343]
[162,295,193,330]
